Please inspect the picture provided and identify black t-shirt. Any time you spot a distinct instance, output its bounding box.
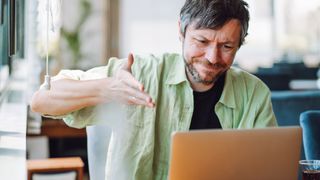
[189,73,226,130]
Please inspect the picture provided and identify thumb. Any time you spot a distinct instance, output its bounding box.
[123,53,134,72]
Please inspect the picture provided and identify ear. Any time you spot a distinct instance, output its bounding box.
[178,20,184,42]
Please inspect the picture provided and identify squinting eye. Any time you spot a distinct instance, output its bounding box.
[197,39,207,44]
[223,45,233,49]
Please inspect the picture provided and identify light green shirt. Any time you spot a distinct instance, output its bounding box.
[54,53,277,180]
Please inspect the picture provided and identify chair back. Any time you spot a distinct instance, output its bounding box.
[272,91,320,126]
[300,110,320,160]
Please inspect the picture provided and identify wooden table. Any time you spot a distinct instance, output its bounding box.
[27,157,84,180]
[28,118,86,138]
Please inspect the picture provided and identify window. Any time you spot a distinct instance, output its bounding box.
[0,0,25,97]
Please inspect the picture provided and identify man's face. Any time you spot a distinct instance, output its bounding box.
[180,19,241,88]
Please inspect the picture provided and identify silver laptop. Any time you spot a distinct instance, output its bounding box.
[168,126,302,180]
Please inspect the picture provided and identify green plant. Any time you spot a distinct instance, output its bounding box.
[60,0,91,68]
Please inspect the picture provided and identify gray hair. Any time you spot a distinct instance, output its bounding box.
[180,0,250,47]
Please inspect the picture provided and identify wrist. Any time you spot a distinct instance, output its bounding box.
[96,78,113,104]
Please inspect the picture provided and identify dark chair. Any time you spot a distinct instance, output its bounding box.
[271,90,320,126]
[300,110,320,160]
[271,90,320,160]
[254,72,291,90]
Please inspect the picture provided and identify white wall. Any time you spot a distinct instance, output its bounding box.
[116,0,320,70]
[117,0,275,71]
[118,0,184,58]
[237,0,320,71]
[235,0,275,71]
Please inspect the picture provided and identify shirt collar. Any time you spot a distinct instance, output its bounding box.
[165,54,189,85]
[218,67,236,109]
[165,55,237,109]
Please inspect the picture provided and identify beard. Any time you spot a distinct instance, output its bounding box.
[184,57,227,85]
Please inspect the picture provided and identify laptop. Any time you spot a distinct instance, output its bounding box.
[168,126,302,180]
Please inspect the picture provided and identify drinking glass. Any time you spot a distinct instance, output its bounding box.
[299,160,320,180]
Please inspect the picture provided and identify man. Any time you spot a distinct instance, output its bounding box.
[31,0,277,179]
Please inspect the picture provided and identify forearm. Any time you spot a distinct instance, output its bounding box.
[31,78,109,116]
[31,55,155,116]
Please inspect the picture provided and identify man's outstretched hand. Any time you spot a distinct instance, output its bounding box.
[106,53,155,108]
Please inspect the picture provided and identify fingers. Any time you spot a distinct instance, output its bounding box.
[121,71,144,91]
[127,53,134,69]
[115,53,155,107]
[121,84,155,108]
[122,53,134,72]
[119,53,144,91]
[126,95,155,108]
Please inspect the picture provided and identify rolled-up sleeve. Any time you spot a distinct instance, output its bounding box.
[40,70,90,122]
[43,57,126,128]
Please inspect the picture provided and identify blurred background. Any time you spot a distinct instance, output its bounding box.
[0,0,319,179]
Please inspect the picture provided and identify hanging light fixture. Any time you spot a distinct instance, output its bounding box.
[42,0,51,90]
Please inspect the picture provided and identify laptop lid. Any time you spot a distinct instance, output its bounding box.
[168,126,302,180]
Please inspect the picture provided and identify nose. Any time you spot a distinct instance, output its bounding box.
[205,46,219,64]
